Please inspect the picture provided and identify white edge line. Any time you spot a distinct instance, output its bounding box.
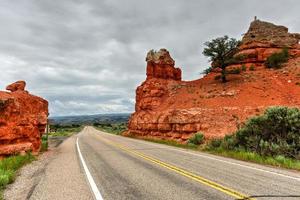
[76,137,104,200]
[96,129,300,182]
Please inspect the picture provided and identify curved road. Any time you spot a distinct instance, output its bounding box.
[30,126,300,200]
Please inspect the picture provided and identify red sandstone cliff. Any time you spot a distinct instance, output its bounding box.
[0,81,48,156]
[126,20,300,142]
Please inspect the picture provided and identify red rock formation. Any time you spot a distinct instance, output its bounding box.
[0,81,48,156]
[146,49,182,80]
[235,20,300,64]
[126,20,300,142]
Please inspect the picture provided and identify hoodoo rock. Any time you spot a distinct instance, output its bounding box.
[126,20,300,142]
[0,81,48,156]
[146,49,182,80]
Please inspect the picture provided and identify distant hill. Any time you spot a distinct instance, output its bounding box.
[49,113,130,125]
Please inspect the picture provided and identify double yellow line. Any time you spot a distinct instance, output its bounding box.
[94,133,255,200]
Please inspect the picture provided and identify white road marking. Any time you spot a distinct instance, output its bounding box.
[96,129,300,182]
[76,137,104,200]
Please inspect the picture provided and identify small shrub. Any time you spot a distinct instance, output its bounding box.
[249,65,255,71]
[207,138,222,149]
[241,64,247,71]
[188,133,205,145]
[226,67,241,74]
[235,107,300,158]
[265,48,289,69]
[220,134,237,150]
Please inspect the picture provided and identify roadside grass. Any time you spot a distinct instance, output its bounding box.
[0,154,35,199]
[205,148,300,171]
[40,135,48,152]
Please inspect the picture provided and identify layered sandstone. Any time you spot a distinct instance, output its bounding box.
[235,19,300,64]
[126,20,300,142]
[0,81,48,156]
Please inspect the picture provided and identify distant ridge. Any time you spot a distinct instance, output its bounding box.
[49,113,130,125]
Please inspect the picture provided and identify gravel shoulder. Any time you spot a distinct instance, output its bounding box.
[4,134,93,200]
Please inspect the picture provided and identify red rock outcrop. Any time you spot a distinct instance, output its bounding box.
[146,49,182,80]
[235,20,300,64]
[0,81,48,156]
[126,20,300,142]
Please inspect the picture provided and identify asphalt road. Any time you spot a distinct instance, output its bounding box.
[73,127,300,200]
[32,126,300,200]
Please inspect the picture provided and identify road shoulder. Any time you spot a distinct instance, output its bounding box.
[4,134,93,200]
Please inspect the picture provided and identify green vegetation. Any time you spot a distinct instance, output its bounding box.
[226,67,241,74]
[203,35,241,82]
[241,64,247,71]
[41,135,48,152]
[249,64,255,71]
[265,48,289,69]
[205,148,300,170]
[94,123,127,135]
[201,67,212,75]
[188,133,205,145]
[0,154,35,198]
[235,107,300,159]
[40,124,82,152]
[49,124,82,137]
[204,106,300,170]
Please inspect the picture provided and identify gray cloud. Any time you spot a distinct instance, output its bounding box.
[0,0,299,116]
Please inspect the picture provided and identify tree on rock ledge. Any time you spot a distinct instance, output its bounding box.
[203,35,240,82]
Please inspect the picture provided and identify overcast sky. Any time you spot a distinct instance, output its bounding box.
[0,0,299,116]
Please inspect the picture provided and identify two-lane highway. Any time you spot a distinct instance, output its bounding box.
[75,127,300,200]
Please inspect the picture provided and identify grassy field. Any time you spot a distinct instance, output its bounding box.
[49,126,82,137]
[0,154,35,199]
[94,123,126,135]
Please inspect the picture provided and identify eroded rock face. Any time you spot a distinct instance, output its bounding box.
[236,19,300,64]
[127,20,300,142]
[0,81,48,156]
[146,49,181,80]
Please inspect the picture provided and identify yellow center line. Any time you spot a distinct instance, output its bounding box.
[92,132,255,200]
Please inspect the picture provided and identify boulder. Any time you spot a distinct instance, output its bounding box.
[0,81,48,156]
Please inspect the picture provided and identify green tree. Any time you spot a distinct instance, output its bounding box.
[203,36,241,82]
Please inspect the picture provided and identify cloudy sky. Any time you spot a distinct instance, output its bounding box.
[0,0,299,116]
